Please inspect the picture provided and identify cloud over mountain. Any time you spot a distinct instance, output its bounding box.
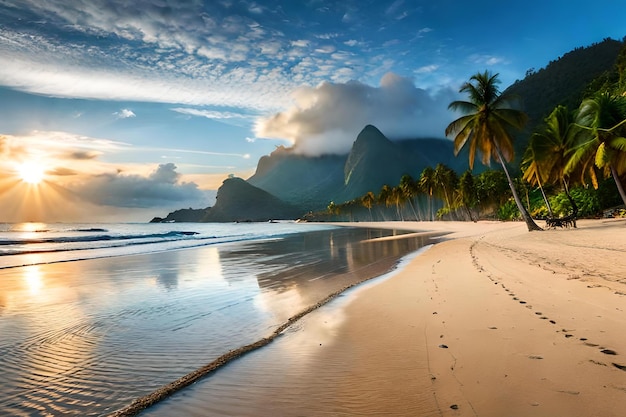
[254,73,456,156]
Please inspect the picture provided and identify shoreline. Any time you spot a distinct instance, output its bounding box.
[106,225,431,417]
[304,218,626,416]
[145,218,626,416]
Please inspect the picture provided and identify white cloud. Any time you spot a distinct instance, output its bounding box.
[315,45,336,54]
[291,40,310,48]
[416,64,438,73]
[114,108,136,119]
[254,72,456,156]
[170,107,252,120]
[469,54,508,66]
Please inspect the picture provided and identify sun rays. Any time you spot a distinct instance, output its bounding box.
[15,160,46,185]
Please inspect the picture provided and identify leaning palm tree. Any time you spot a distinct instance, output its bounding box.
[568,91,626,205]
[445,71,542,231]
[521,145,553,217]
[523,105,581,217]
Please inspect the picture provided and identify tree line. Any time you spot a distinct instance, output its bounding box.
[318,56,626,228]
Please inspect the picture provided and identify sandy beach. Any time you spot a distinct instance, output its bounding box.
[305,219,626,416]
[145,218,626,417]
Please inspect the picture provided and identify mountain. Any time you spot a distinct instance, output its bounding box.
[342,125,424,198]
[248,125,466,211]
[201,177,302,222]
[247,147,346,209]
[341,125,467,199]
[505,37,624,158]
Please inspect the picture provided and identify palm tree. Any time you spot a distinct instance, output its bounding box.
[521,145,553,217]
[523,105,583,217]
[433,163,457,209]
[399,174,420,220]
[457,170,479,221]
[378,185,393,220]
[445,71,542,231]
[361,191,376,221]
[419,166,436,221]
[389,186,406,220]
[568,91,626,205]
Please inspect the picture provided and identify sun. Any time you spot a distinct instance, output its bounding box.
[16,161,46,184]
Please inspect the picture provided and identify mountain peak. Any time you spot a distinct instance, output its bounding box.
[354,125,389,145]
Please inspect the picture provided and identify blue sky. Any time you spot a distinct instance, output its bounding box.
[0,0,624,221]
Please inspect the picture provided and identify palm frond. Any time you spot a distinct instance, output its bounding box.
[609,137,626,152]
[448,100,477,113]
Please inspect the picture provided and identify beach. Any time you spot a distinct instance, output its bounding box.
[145,218,626,417]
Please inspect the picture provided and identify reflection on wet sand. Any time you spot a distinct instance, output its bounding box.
[141,227,437,417]
[0,226,433,416]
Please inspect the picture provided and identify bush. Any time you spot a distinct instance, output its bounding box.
[497,200,520,220]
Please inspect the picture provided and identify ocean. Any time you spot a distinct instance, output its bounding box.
[0,222,433,416]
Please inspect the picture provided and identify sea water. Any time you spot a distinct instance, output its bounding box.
[0,222,432,416]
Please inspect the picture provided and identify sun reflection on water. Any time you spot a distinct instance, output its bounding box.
[23,265,43,295]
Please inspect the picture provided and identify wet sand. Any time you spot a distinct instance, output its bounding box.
[145,219,626,416]
[1,226,430,417]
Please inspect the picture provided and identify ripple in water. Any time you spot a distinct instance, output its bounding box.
[0,227,433,416]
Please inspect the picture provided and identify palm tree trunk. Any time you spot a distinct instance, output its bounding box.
[427,194,431,221]
[610,164,626,206]
[537,175,553,217]
[407,199,418,220]
[562,179,578,218]
[494,144,543,231]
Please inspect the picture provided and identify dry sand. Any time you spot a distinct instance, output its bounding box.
[293,218,626,416]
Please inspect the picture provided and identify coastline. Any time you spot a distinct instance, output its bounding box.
[305,219,626,416]
[146,218,626,416]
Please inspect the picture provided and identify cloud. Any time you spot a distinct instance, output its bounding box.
[0,132,211,211]
[170,107,252,120]
[469,54,508,66]
[416,64,438,73]
[114,108,136,119]
[254,72,457,156]
[71,163,209,208]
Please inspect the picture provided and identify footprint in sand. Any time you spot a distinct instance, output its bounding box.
[601,349,618,355]
[613,363,626,371]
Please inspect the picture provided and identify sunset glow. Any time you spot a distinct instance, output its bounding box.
[16,161,46,185]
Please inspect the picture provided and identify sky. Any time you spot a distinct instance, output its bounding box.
[0,0,624,222]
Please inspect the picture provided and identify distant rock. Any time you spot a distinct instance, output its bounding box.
[150,207,210,223]
[202,177,303,222]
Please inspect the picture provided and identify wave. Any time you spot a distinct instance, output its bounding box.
[0,231,201,247]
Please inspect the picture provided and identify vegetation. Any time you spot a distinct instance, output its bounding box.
[445,71,542,231]
[304,38,626,225]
